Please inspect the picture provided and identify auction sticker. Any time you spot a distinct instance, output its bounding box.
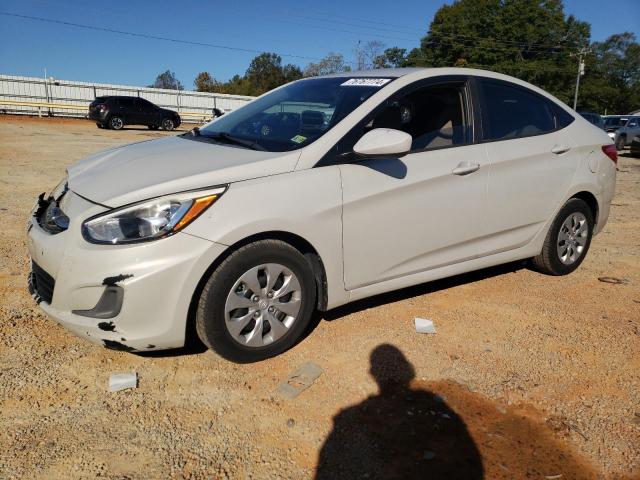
[290,135,307,144]
[341,78,392,87]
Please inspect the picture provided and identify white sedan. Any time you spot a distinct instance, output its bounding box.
[27,68,617,362]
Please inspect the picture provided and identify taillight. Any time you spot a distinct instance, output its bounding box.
[602,144,618,164]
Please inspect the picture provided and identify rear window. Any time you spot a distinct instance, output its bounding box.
[480,79,555,141]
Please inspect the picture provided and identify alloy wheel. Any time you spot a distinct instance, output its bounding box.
[556,212,588,265]
[224,263,302,347]
[110,117,123,130]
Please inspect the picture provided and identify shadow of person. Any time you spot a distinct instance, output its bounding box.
[316,344,483,480]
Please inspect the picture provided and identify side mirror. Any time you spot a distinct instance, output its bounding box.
[353,128,412,158]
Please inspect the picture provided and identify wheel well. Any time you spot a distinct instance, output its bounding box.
[185,231,329,345]
[572,191,599,224]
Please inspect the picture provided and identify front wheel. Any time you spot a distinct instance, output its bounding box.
[615,135,626,151]
[161,118,175,130]
[531,198,594,275]
[196,240,316,362]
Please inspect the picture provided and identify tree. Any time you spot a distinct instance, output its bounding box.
[245,52,302,95]
[354,41,386,70]
[579,33,640,113]
[406,0,590,105]
[149,70,184,90]
[304,53,350,77]
[374,47,409,69]
[193,72,220,93]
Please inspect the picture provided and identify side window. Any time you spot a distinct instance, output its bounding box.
[368,84,469,151]
[117,98,135,108]
[480,80,555,141]
[138,99,155,111]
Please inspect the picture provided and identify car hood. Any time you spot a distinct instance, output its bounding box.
[67,136,300,207]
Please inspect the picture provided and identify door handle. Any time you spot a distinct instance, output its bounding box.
[551,144,571,155]
[452,162,480,176]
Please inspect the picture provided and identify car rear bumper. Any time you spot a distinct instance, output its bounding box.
[88,110,107,122]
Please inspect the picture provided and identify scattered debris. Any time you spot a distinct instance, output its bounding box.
[276,362,323,400]
[286,418,295,428]
[414,317,436,334]
[598,276,630,285]
[108,372,138,392]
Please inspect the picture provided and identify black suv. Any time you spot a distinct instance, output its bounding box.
[88,96,181,131]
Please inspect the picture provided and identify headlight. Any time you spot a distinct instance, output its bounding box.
[82,187,225,244]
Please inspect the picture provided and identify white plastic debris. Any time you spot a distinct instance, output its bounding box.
[414,317,436,334]
[109,372,138,392]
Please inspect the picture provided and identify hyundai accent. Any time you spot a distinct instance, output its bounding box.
[27,68,617,362]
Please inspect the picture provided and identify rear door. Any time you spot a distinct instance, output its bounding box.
[477,78,580,255]
[116,97,137,124]
[339,78,490,289]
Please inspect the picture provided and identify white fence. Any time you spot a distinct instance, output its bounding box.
[0,74,254,122]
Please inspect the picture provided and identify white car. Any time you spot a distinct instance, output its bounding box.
[28,68,617,362]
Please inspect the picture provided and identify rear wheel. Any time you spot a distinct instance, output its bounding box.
[108,116,124,130]
[615,135,626,151]
[196,240,316,362]
[531,198,594,275]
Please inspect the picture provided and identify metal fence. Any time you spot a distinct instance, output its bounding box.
[0,74,254,122]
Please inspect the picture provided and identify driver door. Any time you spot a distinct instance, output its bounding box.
[338,79,489,290]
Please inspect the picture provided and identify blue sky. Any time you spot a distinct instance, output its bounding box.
[1,0,638,89]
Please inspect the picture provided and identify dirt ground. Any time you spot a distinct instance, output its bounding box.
[0,115,638,480]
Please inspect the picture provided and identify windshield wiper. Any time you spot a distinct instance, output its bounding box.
[202,132,266,151]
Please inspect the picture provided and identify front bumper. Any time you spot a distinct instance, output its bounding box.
[27,191,226,351]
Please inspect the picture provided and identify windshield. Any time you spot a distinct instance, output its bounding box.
[196,77,393,152]
[603,117,627,128]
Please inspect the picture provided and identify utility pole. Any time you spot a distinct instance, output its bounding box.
[571,47,591,110]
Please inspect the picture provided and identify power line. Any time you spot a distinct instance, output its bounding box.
[267,3,426,34]
[0,11,322,61]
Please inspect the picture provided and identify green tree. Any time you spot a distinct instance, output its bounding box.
[579,33,640,113]
[406,0,590,104]
[245,52,302,95]
[193,72,220,92]
[374,47,409,68]
[149,70,184,90]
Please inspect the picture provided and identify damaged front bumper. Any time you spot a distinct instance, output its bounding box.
[26,190,226,351]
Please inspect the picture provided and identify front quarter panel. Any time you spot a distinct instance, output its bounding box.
[183,166,348,309]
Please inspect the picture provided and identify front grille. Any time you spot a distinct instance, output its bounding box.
[30,261,55,304]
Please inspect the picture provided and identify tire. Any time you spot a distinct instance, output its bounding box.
[96,122,104,129]
[615,135,626,151]
[161,118,175,131]
[196,240,316,362]
[531,198,594,276]
[108,116,124,130]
